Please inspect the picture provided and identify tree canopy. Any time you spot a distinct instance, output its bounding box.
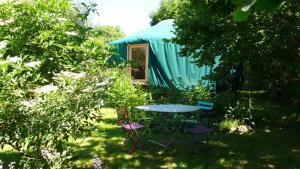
[172,0,299,100]
[149,0,178,26]
[150,0,287,25]
[89,25,125,43]
[152,0,300,100]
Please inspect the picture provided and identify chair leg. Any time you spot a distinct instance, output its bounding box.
[121,130,133,149]
[191,135,199,154]
[133,129,144,147]
[128,134,137,153]
[121,129,145,153]
[141,126,149,136]
[142,124,151,136]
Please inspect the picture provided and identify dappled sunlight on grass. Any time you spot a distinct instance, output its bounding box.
[210,140,229,148]
[66,108,300,168]
[217,158,231,168]
[1,108,299,168]
[160,162,177,168]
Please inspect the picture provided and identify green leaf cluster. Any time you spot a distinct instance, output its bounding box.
[149,0,179,26]
[0,0,117,168]
[0,0,113,82]
[105,71,147,109]
[89,25,126,43]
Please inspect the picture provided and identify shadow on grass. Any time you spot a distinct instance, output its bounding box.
[69,109,300,169]
[0,151,21,168]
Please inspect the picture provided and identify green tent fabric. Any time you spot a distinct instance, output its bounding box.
[111,19,213,89]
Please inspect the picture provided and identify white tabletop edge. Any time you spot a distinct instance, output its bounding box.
[136,104,200,113]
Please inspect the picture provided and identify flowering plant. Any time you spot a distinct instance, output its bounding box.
[0,0,114,168]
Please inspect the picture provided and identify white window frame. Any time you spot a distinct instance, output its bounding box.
[128,44,149,84]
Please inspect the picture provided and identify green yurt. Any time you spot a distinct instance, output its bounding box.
[111,19,213,89]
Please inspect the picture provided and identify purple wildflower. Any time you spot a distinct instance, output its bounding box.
[41,149,52,160]
[92,155,102,169]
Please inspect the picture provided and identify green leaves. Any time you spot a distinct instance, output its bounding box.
[233,0,282,22]
[254,0,282,12]
[234,8,251,22]
[173,0,300,95]
[89,25,125,44]
[0,0,117,168]
[105,72,147,109]
[149,0,179,26]
[0,60,10,74]
[231,0,283,22]
[229,0,257,12]
[232,0,282,12]
[0,0,107,81]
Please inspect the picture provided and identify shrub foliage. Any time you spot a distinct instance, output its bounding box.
[0,0,114,168]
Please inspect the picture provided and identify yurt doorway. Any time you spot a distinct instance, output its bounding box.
[128,44,149,84]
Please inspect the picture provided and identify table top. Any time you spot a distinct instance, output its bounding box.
[136,104,200,113]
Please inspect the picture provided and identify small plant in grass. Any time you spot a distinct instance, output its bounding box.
[103,71,150,125]
[219,119,240,133]
[216,91,255,133]
[225,96,254,126]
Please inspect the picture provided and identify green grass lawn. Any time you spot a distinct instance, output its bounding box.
[1,108,300,169]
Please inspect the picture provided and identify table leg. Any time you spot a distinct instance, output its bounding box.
[148,139,168,148]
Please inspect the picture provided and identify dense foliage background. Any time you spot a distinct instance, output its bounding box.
[89,25,125,44]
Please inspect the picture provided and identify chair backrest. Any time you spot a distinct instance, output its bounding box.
[197,101,213,110]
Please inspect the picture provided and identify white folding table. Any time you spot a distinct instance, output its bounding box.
[136,104,200,148]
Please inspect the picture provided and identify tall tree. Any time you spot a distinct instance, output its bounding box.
[89,25,125,43]
[173,0,300,100]
[149,0,178,26]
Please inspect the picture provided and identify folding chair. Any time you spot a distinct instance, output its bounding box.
[187,125,213,138]
[197,101,222,127]
[181,101,214,128]
[187,125,213,153]
[197,101,214,110]
[116,108,145,153]
[183,102,215,152]
[197,101,214,126]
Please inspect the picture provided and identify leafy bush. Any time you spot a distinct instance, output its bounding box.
[0,60,111,168]
[0,0,116,168]
[215,91,255,127]
[219,119,240,133]
[149,83,211,105]
[0,0,113,81]
[105,71,147,109]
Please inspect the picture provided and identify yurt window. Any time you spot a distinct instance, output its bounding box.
[128,44,149,83]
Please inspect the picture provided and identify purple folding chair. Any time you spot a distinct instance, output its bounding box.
[187,125,213,153]
[185,102,214,137]
[188,125,213,135]
[116,108,145,153]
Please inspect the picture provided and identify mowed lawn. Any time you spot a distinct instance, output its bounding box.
[1,108,300,169]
